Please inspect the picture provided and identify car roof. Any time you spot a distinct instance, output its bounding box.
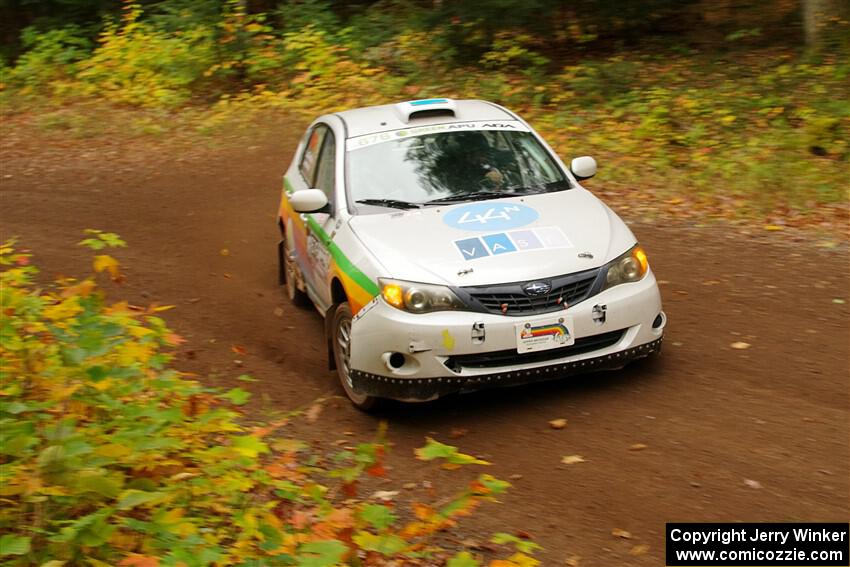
[334,98,517,138]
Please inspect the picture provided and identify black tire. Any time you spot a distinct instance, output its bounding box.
[279,238,310,308]
[331,302,381,411]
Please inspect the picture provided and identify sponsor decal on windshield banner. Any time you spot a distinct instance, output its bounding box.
[347,120,530,150]
[454,226,572,260]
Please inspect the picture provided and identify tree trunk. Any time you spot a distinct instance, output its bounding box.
[803,0,842,49]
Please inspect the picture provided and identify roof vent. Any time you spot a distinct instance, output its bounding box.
[394,98,457,123]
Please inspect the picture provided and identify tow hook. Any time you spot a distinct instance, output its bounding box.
[471,322,486,344]
[592,304,607,324]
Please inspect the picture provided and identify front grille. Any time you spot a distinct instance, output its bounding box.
[444,329,625,372]
[460,268,600,316]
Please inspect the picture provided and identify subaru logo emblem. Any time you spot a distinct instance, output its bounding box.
[522,281,551,296]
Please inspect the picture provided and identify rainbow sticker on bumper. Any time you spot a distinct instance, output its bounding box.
[516,316,575,353]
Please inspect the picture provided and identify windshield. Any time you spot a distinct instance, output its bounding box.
[348,129,570,207]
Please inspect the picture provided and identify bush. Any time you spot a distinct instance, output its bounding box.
[8,26,93,91]
[75,5,217,106]
[0,234,538,566]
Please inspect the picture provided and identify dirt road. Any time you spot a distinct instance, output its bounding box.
[2,112,848,565]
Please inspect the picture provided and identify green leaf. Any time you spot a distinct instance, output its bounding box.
[479,474,510,495]
[236,374,258,382]
[352,531,408,555]
[117,489,163,510]
[415,438,490,466]
[359,503,396,531]
[2,401,30,415]
[0,535,31,556]
[491,532,542,554]
[0,434,37,455]
[231,435,269,458]
[296,540,348,567]
[447,551,480,567]
[76,470,123,498]
[222,387,251,405]
[492,532,517,545]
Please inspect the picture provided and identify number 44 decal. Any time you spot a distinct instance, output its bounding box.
[443,202,539,232]
[457,205,521,225]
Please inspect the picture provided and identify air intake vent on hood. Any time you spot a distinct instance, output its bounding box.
[394,98,457,123]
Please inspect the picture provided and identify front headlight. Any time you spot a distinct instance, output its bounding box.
[379,278,466,313]
[602,244,649,290]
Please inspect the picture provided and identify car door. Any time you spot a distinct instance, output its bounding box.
[286,125,326,298]
[302,125,336,309]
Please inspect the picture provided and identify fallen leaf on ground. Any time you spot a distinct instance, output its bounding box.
[304,403,322,423]
[163,333,185,346]
[630,544,649,556]
[274,307,284,317]
[220,248,230,256]
[342,481,358,498]
[371,490,398,501]
[565,556,581,566]
[549,418,568,429]
[833,298,846,304]
[612,528,632,539]
[744,479,762,489]
[730,341,751,349]
[561,455,586,465]
[449,427,468,439]
[763,224,785,231]
[231,344,247,355]
[93,254,122,281]
[628,443,648,451]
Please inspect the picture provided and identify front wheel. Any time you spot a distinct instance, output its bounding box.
[331,302,381,411]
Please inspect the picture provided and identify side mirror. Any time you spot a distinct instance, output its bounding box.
[570,156,597,180]
[290,189,329,213]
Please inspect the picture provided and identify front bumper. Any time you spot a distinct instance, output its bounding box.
[349,270,665,401]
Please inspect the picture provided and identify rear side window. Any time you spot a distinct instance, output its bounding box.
[300,125,328,184]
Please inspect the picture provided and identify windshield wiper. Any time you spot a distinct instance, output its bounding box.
[356,198,422,210]
[423,190,513,205]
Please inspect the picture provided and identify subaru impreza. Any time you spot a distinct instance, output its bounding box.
[277,98,665,410]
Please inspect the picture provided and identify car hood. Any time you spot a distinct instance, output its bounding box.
[348,189,637,287]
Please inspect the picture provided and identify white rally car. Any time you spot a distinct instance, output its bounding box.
[277,98,665,410]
